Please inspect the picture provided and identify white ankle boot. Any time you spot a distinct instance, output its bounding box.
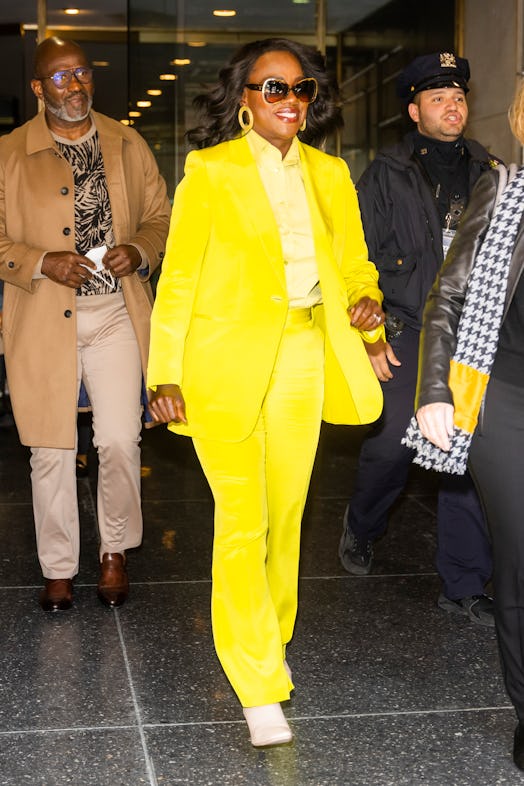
[242,703,293,747]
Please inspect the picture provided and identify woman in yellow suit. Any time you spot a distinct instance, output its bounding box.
[147,38,384,747]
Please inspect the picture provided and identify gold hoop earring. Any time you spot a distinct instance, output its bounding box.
[300,117,307,132]
[238,105,254,132]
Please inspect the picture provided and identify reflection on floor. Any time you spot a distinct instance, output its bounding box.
[0,421,519,785]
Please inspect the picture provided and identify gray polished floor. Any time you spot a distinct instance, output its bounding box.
[0,418,520,785]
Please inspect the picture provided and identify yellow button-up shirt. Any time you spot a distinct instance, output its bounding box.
[247,130,321,308]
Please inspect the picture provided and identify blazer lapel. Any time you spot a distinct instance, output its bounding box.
[299,144,333,266]
[299,143,348,306]
[224,138,286,288]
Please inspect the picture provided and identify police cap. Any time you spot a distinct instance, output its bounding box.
[397,52,470,104]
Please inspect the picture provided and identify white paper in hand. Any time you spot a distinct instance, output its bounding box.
[81,244,112,283]
[84,244,108,272]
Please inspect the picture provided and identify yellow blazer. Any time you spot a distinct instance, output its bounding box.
[147,135,384,441]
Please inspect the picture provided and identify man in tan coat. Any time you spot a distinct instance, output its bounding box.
[0,37,171,611]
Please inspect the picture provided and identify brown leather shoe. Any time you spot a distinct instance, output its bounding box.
[39,578,73,612]
[97,552,129,608]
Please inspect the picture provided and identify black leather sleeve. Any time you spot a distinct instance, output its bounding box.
[415,168,499,410]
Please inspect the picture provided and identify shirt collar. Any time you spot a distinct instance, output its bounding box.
[412,130,465,158]
[246,129,300,167]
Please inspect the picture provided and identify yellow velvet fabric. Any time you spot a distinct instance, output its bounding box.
[147,135,385,708]
[193,310,324,706]
[147,136,384,440]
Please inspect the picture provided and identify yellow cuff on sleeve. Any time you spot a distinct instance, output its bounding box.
[361,326,385,344]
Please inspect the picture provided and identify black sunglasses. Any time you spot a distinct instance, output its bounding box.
[244,77,318,105]
[37,67,93,89]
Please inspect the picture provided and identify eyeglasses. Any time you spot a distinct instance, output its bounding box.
[244,77,318,105]
[37,67,93,89]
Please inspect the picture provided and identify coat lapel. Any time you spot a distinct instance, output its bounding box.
[299,144,335,269]
[25,110,55,155]
[299,143,348,306]
[93,112,130,244]
[223,137,286,288]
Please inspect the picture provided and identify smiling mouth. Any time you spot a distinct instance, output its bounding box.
[275,109,300,122]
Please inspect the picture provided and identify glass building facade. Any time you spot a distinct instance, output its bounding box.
[0,0,455,192]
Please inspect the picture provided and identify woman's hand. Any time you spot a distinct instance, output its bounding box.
[416,402,454,451]
[148,384,187,424]
[364,338,401,382]
[348,297,385,331]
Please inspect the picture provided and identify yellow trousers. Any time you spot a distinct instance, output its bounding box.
[193,308,324,707]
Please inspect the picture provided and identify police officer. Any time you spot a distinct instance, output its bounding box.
[339,52,501,626]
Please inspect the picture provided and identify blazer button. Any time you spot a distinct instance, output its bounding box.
[64,310,72,318]
[7,260,15,268]
[60,186,69,195]
[63,227,71,236]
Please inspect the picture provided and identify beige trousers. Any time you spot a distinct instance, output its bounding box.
[30,293,143,578]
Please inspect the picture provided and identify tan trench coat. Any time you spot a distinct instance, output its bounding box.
[0,110,171,448]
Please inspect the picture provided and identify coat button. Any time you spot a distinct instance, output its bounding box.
[64,310,72,318]
[63,227,71,236]
[7,260,14,268]
[60,186,69,195]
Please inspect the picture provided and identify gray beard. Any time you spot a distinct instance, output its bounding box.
[46,96,93,123]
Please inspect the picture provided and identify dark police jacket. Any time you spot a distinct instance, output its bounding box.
[356,132,500,330]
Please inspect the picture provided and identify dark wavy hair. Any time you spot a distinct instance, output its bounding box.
[186,37,342,150]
